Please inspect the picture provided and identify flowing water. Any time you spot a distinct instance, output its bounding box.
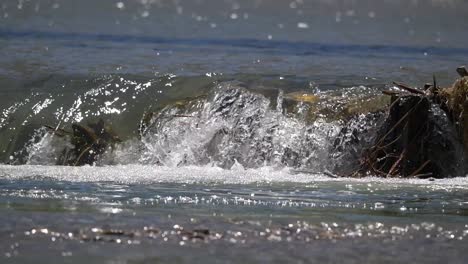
[1,0,468,263]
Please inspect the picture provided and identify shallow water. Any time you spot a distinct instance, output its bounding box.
[1,165,468,263]
[1,0,468,263]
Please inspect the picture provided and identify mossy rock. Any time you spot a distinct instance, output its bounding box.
[282,90,389,123]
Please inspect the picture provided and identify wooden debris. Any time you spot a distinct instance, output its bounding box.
[43,125,72,137]
[456,66,468,77]
[354,67,468,178]
[392,81,425,95]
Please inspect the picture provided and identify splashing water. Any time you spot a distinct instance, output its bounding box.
[20,81,386,173]
[2,0,468,263]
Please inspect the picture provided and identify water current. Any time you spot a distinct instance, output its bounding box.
[1,0,468,263]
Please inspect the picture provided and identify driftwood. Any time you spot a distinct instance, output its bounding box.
[354,67,468,178]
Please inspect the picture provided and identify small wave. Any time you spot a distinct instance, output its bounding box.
[15,81,384,172]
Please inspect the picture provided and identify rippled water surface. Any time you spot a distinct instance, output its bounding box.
[1,166,468,263]
[1,0,468,263]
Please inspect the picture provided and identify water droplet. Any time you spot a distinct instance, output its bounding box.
[116,2,125,9]
[297,22,309,29]
[345,10,355,16]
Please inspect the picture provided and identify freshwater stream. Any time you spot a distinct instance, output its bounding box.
[1,0,468,263]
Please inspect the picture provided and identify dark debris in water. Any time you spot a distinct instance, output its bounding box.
[353,68,468,178]
[19,221,468,247]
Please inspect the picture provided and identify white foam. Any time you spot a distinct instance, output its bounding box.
[0,165,467,188]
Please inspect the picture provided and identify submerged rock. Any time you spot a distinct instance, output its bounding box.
[48,119,121,166]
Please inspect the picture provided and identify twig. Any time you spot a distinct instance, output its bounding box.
[74,145,93,166]
[393,81,425,95]
[374,97,424,148]
[409,160,431,177]
[379,134,402,150]
[413,173,433,179]
[382,90,400,96]
[323,170,339,178]
[43,125,72,137]
[387,149,406,177]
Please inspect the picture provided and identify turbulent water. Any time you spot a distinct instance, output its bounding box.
[1,0,468,263]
